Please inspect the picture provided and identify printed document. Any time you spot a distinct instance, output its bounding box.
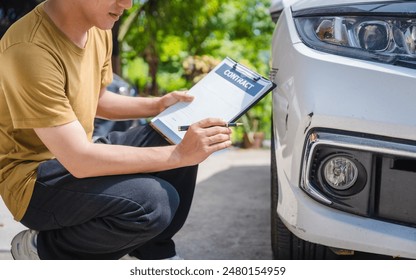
[150,57,276,144]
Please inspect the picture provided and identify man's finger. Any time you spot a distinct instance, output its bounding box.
[197,118,227,129]
[172,91,194,102]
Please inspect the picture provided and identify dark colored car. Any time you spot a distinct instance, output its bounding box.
[93,74,143,141]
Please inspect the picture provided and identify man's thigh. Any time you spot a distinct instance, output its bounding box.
[21,159,178,231]
[97,124,170,148]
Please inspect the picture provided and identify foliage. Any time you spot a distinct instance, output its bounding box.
[119,0,275,144]
[182,55,221,84]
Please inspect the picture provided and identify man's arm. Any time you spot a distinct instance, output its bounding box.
[34,118,232,178]
[96,87,194,120]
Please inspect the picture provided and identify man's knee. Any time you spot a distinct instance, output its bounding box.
[124,177,179,237]
[145,180,179,235]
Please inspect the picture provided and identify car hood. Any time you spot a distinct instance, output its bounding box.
[292,0,398,11]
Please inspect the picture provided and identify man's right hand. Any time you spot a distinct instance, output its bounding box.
[174,118,233,166]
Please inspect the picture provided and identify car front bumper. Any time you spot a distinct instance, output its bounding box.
[271,7,416,259]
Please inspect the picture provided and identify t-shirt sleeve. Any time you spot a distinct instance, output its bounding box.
[2,43,77,129]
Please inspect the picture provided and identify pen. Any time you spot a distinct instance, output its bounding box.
[178,122,243,131]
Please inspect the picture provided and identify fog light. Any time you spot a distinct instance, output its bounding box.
[322,156,358,190]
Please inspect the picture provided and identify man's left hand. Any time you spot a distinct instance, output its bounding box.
[158,90,194,113]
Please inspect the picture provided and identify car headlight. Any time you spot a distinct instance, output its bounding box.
[293,2,416,67]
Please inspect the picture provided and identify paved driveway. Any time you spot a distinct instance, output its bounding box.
[174,148,272,260]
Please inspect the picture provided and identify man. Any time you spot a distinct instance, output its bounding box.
[0,0,232,259]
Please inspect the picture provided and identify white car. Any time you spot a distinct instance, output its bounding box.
[269,0,416,259]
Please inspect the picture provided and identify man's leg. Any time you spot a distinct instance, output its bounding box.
[129,165,198,259]
[101,125,199,259]
[20,159,179,259]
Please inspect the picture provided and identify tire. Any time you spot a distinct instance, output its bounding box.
[270,126,338,260]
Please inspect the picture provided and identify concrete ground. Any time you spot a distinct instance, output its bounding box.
[174,147,272,260]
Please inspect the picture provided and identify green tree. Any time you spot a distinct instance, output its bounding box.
[119,0,275,144]
[120,0,224,95]
[120,0,273,92]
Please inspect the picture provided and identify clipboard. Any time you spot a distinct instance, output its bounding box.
[150,57,276,144]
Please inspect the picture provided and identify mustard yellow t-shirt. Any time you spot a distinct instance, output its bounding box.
[0,3,113,221]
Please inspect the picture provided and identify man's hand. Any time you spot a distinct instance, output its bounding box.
[157,90,194,113]
[174,118,233,166]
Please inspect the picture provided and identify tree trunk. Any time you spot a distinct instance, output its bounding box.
[144,44,159,96]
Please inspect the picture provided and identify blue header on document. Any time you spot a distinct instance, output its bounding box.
[215,64,263,97]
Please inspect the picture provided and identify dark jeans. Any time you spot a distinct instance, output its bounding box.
[20,125,198,260]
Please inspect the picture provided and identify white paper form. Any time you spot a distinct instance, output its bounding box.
[150,57,275,144]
